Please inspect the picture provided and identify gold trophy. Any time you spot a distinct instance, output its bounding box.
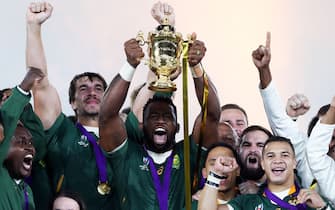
[136,17,183,92]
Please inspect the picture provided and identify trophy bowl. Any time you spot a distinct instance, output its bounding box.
[137,23,183,92]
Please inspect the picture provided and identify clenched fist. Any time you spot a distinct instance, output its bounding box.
[124,39,145,68]
[27,2,53,25]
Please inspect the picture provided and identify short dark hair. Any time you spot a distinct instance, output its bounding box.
[307,104,330,137]
[51,190,86,210]
[240,125,273,145]
[262,136,295,157]
[203,142,241,168]
[68,72,107,104]
[143,95,177,121]
[221,103,248,124]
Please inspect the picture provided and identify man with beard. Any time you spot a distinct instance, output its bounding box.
[98,33,220,209]
[238,125,272,194]
[0,67,45,209]
[25,2,115,210]
[198,136,332,210]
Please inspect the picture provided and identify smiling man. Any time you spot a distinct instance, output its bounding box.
[25,2,116,210]
[198,136,332,210]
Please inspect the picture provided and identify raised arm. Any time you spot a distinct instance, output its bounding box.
[99,39,144,152]
[189,33,220,146]
[0,68,44,166]
[26,2,61,129]
[132,2,179,123]
[253,32,314,188]
[306,97,335,203]
[198,156,237,210]
[252,32,272,89]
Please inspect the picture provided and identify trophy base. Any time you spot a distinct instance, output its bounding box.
[149,81,177,92]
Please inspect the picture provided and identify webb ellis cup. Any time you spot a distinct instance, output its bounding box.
[136,16,183,92]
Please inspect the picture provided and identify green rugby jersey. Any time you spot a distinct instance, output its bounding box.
[44,113,115,210]
[0,87,35,210]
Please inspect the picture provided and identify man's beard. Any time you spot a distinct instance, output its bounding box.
[240,162,265,181]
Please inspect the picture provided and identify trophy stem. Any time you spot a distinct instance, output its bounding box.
[149,75,176,92]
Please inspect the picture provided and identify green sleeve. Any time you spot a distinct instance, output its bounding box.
[228,195,244,210]
[125,111,143,144]
[20,103,46,161]
[0,87,30,163]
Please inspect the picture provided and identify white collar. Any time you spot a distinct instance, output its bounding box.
[272,188,290,201]
[14,179,22,185]
[147,149,172,164]
[83,125,99,137]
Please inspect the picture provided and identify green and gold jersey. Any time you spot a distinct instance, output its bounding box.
[229,192,334,210]
[0,87,35,210]
[44,114,115,210]
[108,137,199,210]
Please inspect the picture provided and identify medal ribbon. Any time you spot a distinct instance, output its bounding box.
[264,183,307,210]
[23,183,29,210]
[76,123,108,186]
[144,147,173,210]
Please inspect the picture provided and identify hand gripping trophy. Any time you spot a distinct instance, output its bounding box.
[136,12,183,92]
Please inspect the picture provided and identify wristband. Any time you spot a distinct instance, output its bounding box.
[17,86,30,95]
[190,63,204,78]
[119,62,136,82]
[205,171,223,189]
[316,202,331,210]
[205,180,219,189]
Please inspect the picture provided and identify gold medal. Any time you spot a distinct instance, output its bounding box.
[97,182,111,195]
[288,196,298,205]
[157,166,164,175]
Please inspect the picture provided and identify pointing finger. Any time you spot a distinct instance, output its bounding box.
[266,31,271,50]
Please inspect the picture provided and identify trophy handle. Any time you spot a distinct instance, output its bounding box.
[136,31,148,46]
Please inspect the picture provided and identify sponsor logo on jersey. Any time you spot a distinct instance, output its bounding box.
[172,154,180,169]
[77,135,89,147]
[139,157,150,171]
[254,203,263,210]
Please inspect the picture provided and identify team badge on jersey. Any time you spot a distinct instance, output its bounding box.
[254,203,263,210]
[139,157,150,171]
[77,135,89,147]
[172,154,180,169]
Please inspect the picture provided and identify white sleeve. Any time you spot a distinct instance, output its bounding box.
[260,82,307,160]
[259,82,314,188]
[227,204,235,210]
[306,121,335,203]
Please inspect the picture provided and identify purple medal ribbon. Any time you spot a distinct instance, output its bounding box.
[76,123,108,185]
[23,183,29,210]
[264,183,307,210]
[144,147,173,210]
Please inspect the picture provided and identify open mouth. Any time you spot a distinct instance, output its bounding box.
[219,174,229,185]
[248,156,257,164]
[153,128,167,145]
[22,154,33,170]
[246,154,259,166]
[271,167,285,175]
